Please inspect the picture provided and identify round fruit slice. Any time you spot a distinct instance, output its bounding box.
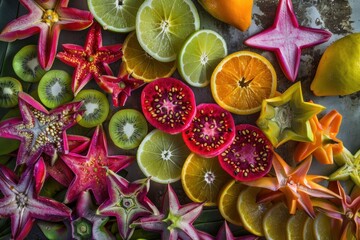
[182,103,235,158]
[237,186,272,236]
[38,70,73,109]
[136,0,200,62]
[303,217,316,240]
[286,210,309,240]
[12,45,46,82]
[181,153,232,206]
[218,179,246,226]
[137,129,190,183]
[141,77,196,135]
[313,213,333,240]
[88,0,144,32]
[263,202,291,240]
[122,31,176,82]
[218,124,273,182]
[73,89,109,128]
[211,51,277,115]
[0,77,22,108]
[178,29,227,87]
[109,109,148,150]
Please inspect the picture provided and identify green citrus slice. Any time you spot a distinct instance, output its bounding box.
[87,0,144,32]
[137,129,190,183]
[263,202,292,240]
[286,210,309,240]
[303,217,316,240]
[313,213,333,240]
[178,29,227,87]
[136,0,200,62]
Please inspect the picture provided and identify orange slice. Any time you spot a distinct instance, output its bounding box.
[181,153,232,206]
[211,51,277,115]
[218,179,246,226]
[122,31,176,82]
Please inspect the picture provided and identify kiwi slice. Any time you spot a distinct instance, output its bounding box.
[109,109,148,150]
[0,77,22,108]
[12,45,46,82]
[38,70,73,109]
[74,89,109,128]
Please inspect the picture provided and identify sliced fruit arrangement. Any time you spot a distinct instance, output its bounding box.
[218,124,273,182]
[122,31,176,82]
[181,153,232,206]
[38,70,73,109]
[109,108,148,150]
[0,77,22,108]
[88,0,145,33]
[262,202,291,240]
[211,51,277,115]
[137,129,190,183]
[141,77,196,134]
[178,29,227,87]
[73,89,109,128]
[12,45,46,83]
[136,0,200,62]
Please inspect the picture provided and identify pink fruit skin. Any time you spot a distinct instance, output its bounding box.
[244,0,331,81]
[182,103,235,158]
[141,78,196,135]
[218,124,273,182]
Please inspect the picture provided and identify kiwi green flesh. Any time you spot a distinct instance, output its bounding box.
[38,70,73,109]
[109,109,148,150]
[0,77,22,108]
[0,108,21,155]
[74,89,109,128]
[12,45,46,83]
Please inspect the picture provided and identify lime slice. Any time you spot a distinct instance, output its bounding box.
[313,213,333,240]
[137,129,190,183]
[286,210,309,240]
[263,202,291,240]
[88,0,144,32]
[178,30,227,87]
[136,0,200,62]
[303,217,316,240]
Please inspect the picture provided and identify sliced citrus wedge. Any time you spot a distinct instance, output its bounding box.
[262,202,291,240]
[211,51,277,115]
[287,210,309,240]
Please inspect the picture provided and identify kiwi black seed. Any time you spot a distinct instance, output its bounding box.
[38,70,74,109]
[109,109,148,150]
[12,45,46,82]
[73,89,109,128]
[0,77,23,108]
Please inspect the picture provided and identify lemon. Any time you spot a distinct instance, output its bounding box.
[311,33,360,96]
[262,202,291,240]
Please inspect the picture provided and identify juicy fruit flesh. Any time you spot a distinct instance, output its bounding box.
[0,77,22,108]
[183,103,235,158]
[219,124,273,181]
[141,78,196,134]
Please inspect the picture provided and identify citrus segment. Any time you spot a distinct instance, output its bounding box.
[313,213,333,240]
[178,30,227,87]
[136,0,200,62]
[237,187,272,236]
[211,51,277,115]
[181,153,232,206]
[122,31,176,82]
[137,129,190,183]
[262,202,291,240]
[88,0,144,32]
[303,217,316,240]
[218,180,245,226]
[287,210,309,240]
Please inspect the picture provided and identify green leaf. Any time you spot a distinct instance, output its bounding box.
[37,221,70,240]
[194,207,224,224]
[40,177,66,198]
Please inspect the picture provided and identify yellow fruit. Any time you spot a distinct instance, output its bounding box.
[198,0,253,31]
[311,33,360,96]
[262,202,291,240]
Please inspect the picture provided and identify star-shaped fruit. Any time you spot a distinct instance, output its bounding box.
[98,66,145,107]
[0,92,83,167]
[329,148,360,187]
[244,0,331,81]
[57,22,123,95]
[314,181,360,240]
[72,191,114,240]
[0,158,71,240]
[294,110,343,164]
[61,125,135,204]
[244,152,339,218]
[97,170,158,240]
[256,82,325,147]
[0,0,93,70]
[132,184,204,240]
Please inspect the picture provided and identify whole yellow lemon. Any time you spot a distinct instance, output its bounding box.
[311,33,360,96]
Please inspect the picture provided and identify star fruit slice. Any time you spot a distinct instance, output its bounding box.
[0,0,93,70]
[244,0,331,81]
